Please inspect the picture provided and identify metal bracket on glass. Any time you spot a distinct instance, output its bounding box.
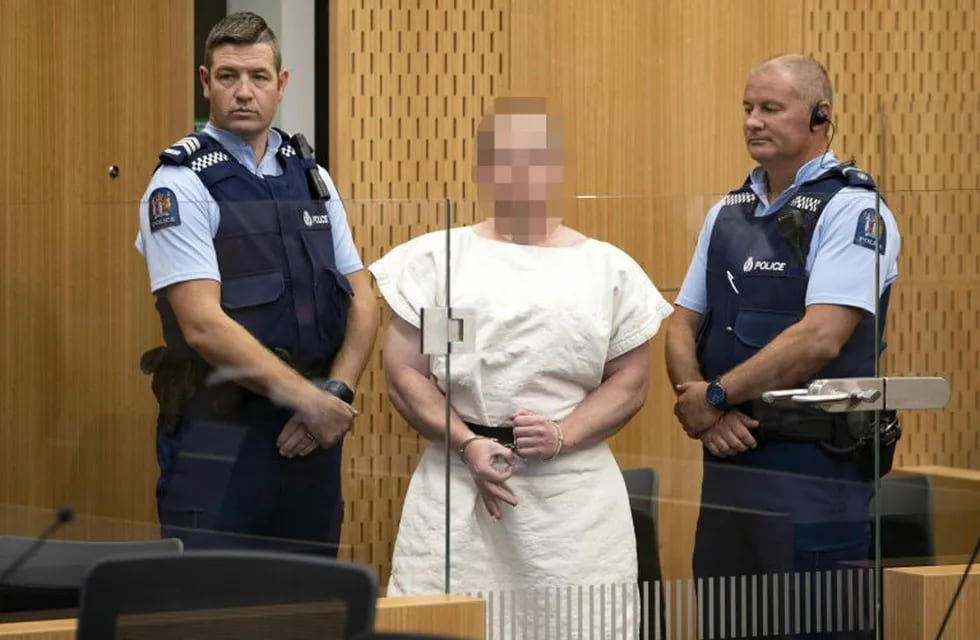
[761,377,950,413]
[420,307,476,355]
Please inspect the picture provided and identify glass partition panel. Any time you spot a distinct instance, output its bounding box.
[346,197,456,598]
[426,190,947,638]
[864,95,980,639]
[0,197,455,627]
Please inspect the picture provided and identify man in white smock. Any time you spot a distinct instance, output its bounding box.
[370,97,673,639]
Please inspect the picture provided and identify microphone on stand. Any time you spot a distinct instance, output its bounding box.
[0,506,75,585]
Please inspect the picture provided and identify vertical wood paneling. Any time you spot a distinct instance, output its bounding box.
[0,0,193,525]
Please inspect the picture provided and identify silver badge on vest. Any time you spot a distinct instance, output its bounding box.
[743,256,787,273]
[302,209,330,227]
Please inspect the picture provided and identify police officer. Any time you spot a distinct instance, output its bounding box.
[665,54,901,637]
[135,12,379,554]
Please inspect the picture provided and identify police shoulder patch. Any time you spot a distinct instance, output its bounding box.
[147,187,181,233]
[853,207,886,253]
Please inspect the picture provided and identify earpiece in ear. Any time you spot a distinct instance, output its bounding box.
[810,104,829,130]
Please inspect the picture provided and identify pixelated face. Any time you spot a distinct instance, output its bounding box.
[742,67,816,168]
[475,113,564,203]
[200,43,288,141]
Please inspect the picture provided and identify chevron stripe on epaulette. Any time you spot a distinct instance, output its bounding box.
[160,135,203,160]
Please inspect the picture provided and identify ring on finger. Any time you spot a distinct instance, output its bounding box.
[305,432,316,443]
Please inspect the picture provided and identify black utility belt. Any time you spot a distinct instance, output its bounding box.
[747,401,880,444]
[464,422,515,445]
[142,345,332,434]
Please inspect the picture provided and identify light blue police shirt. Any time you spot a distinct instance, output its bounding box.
[675,152,901,316]
[135,123,363,293]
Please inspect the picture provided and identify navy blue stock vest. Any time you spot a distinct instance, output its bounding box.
[697,165,889,392]
[155,131,351,369]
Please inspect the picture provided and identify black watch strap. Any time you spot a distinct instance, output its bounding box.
[322,380,355,405]
[705,379,731,411]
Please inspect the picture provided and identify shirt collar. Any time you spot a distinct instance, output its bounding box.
[748,151,839,213]
[202,123,282,174]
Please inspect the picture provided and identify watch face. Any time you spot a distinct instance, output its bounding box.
[707,383,726,407]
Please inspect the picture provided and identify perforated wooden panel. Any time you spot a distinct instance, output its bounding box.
[806,0,980,470]
[331,0,510,584]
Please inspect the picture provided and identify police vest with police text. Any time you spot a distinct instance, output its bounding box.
[697,166,889,385]
[154,131,351,367]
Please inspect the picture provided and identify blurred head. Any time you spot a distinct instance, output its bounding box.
[474,97,565,232]
[199,12,288,142]
[742,54,833,171]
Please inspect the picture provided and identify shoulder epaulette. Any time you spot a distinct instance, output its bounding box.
[159,134,207,164]
[158,133,234,175]
[838,164,877,189]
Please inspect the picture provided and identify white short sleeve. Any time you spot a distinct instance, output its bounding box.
[675,202,724,314]
[368,231,443,328]
[135,165,221,293]
[607,246,674,360]
[319,167,364,275]
[806,189,901,313]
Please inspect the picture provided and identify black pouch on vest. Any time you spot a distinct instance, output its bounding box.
[853,411,902,479]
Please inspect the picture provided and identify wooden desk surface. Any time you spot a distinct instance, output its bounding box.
[888,563,980,577]
[900,465,980,483]
[0,595,485,640]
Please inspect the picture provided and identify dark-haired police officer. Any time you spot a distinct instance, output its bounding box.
[666,54,901,637]
[135,12,378,554]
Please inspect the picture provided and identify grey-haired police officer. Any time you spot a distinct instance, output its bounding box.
[666,54,900,637]
[135,12,378,554]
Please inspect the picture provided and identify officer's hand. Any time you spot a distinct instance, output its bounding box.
[674,381,723,438]
[283,389,358,453]
[700,409,759,458]
[462,438,518,520]
[276,415,321,458]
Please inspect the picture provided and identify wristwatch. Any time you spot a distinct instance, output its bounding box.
[321,380,355,405]
[705,379,731,411]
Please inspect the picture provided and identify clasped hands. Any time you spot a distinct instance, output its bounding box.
[674,381,759,458]
[462,409,563,520]
[276,386,358,458]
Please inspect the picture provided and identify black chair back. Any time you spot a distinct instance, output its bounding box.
[871,471,935,562]
[76,550,377,640]
[622,467,666,640]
